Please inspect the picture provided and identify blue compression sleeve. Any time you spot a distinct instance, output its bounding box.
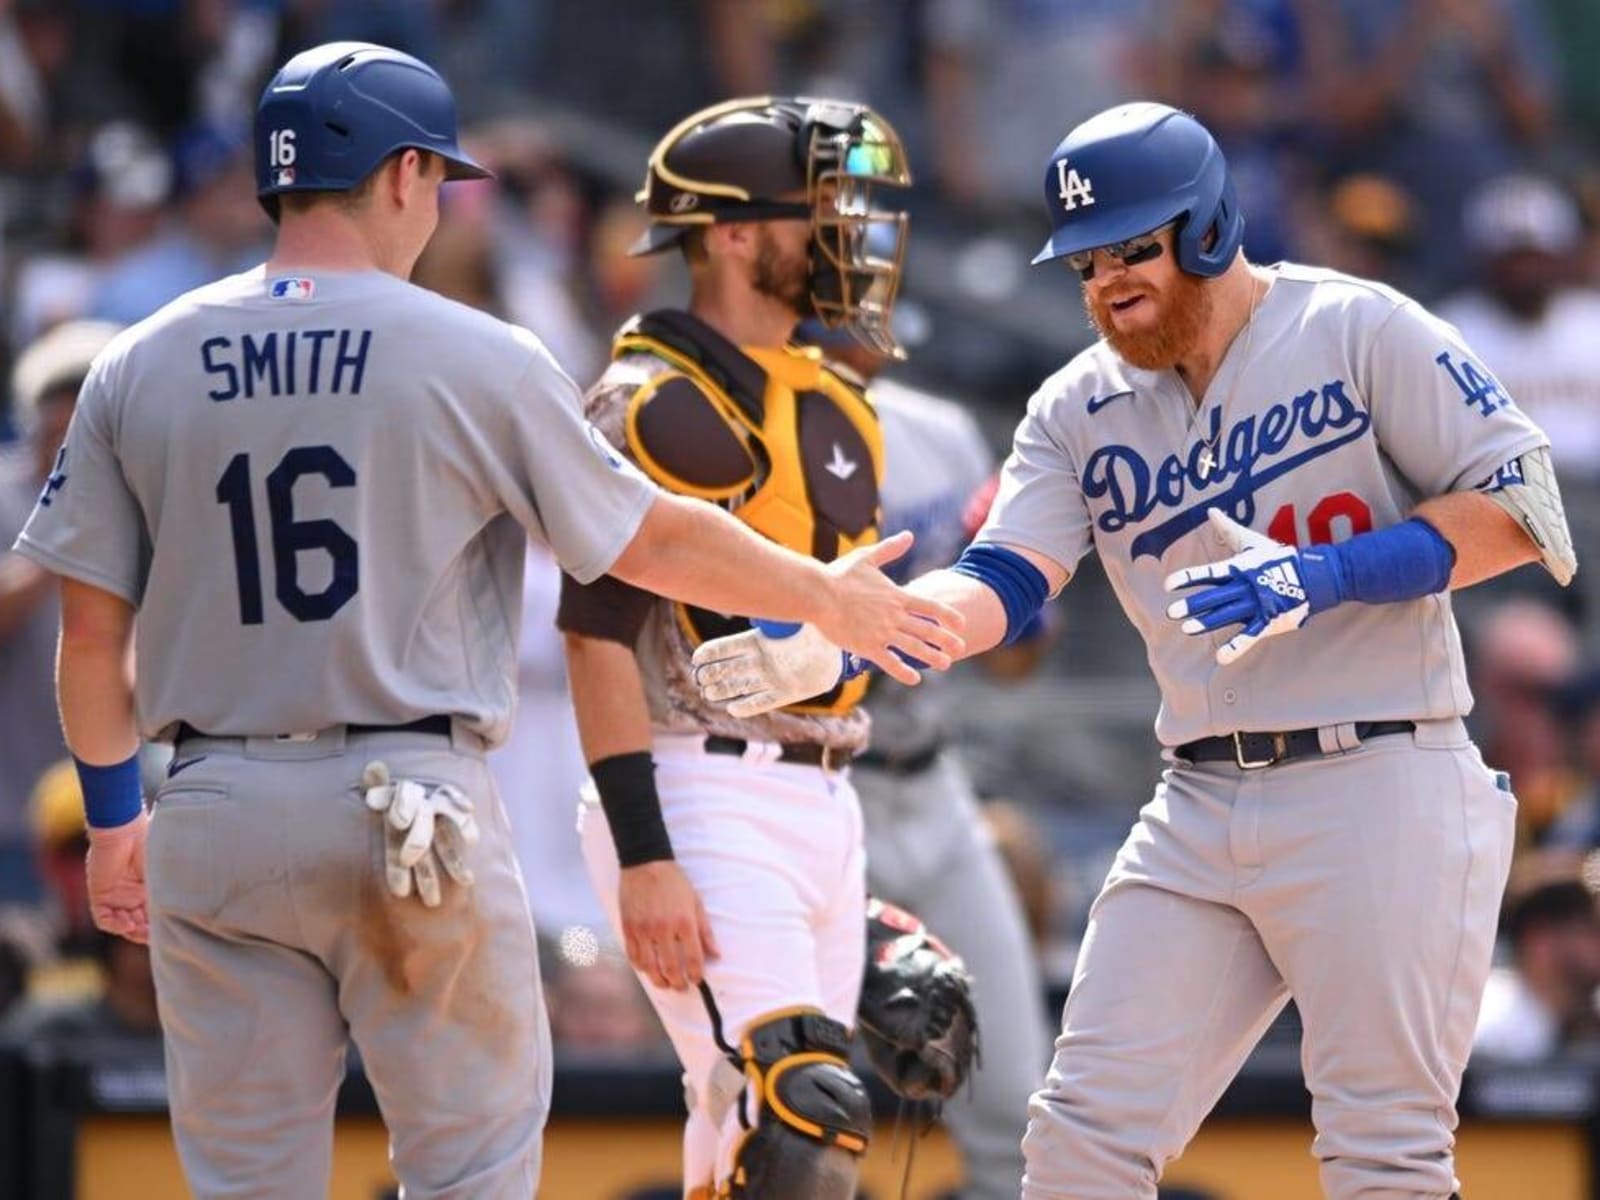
[1297,518,1456,612]
[74,752,144,829]
[949,543,1050,645]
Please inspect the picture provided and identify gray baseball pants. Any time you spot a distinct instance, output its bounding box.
[146,724,550,1199]
[856,751,1052,1200]
[1021,717,1515,1200]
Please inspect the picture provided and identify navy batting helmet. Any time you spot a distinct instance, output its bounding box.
[255,41,490,218]
[1032,102,1243,278]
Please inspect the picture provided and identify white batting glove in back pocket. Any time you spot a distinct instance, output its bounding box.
[362,761,481,908]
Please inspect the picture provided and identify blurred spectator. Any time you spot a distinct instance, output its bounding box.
[1437,172,1600,479]
[0,933,24,1022]
[1303,173,1423,298]
[0,320,121,905]
[9,121,168,346]
[1303,0,1559,295]
[579,196,675,340]
[1474,851,1600,1061]
[415,121,605,378]
[916,0,1158,214]
[281,0,440,64]
[1156,0,1312,265]
[542,931,667,1055]
[1541,0,1600,142]
[91,119,269,325]
[0,921,161,1041]
[519,0,728,131]
[74,0,221,135]
[1544,663,1600,850]
[1469,599,1584,838]
[0,0,77,169]
[29,759,96,963]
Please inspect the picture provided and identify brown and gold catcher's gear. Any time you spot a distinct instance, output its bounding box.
[617,308,882,715]
[858,897,979,1102]
[700,989,871,1200]
[630,96,911,358]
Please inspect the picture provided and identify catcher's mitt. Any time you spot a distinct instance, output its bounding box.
[857,897,978,1102]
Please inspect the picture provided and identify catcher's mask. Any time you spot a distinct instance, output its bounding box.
[631,96,912,359]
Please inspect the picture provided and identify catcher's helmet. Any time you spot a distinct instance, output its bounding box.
[632,96,913,358]
[254,41,489,218]
[1032,102,1243,278]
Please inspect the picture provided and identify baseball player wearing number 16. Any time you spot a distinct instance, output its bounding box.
[10,43,960,1200]
[694,102,1577,1199]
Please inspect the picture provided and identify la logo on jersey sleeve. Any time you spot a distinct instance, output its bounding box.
[1434,350,1513,417]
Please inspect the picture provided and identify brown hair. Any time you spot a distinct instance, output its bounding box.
[276,148,440,218]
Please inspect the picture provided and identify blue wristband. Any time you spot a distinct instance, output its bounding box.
[949,543,1050,645]
[1297,518,1455,613]
[751,619,802,638]
[73,752,144,830]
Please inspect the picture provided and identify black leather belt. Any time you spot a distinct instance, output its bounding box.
[853,742,944,777]
[1175,721,1416,770]
[174,715,453,745]
[703,734,855,771]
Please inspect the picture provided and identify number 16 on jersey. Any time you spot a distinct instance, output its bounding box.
[216,444,360,625]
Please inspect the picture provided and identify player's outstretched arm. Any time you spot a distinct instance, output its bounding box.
[609,492,966,685]
[693,541,1067,718]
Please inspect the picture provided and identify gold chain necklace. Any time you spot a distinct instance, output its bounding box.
[1194,272,1265,481]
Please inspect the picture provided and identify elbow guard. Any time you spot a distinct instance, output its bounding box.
[1477,446,1577,586]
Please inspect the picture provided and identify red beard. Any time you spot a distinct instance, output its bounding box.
[1087,269,1214,370]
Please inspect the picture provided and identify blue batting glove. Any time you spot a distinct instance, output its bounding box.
[1162,509,1344,665]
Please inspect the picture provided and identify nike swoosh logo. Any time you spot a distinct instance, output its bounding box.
[167,756,207,778]
[1086,390,1134,415]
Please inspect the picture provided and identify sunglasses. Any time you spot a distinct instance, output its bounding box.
[1066,222,1175,279]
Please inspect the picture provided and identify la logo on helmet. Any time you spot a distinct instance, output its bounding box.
[1056,159,1095,211]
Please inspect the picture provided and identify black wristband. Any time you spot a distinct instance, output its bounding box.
[591,751,674,867]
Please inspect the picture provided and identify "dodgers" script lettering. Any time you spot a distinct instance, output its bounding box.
[1082,379,1372,560]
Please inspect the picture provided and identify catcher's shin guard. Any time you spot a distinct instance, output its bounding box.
[719,1006,871,1199]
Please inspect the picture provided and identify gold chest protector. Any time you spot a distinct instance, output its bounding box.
[614,310,883,715]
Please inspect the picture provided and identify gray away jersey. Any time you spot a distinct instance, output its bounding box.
[14,268,656,746]
[865,379,994,759]
[976,262,1549,746]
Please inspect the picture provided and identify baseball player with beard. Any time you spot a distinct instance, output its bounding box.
[560,96,944,1199]
[9,47,959,1199]
[693,101,1577,1199]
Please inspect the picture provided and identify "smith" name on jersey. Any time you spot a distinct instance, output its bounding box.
[201,329,372,401]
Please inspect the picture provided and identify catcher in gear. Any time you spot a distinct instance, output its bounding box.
[562,96,940,1199]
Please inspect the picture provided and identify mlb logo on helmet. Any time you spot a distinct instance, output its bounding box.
[274,167,295,186]
[269,277,315,300]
